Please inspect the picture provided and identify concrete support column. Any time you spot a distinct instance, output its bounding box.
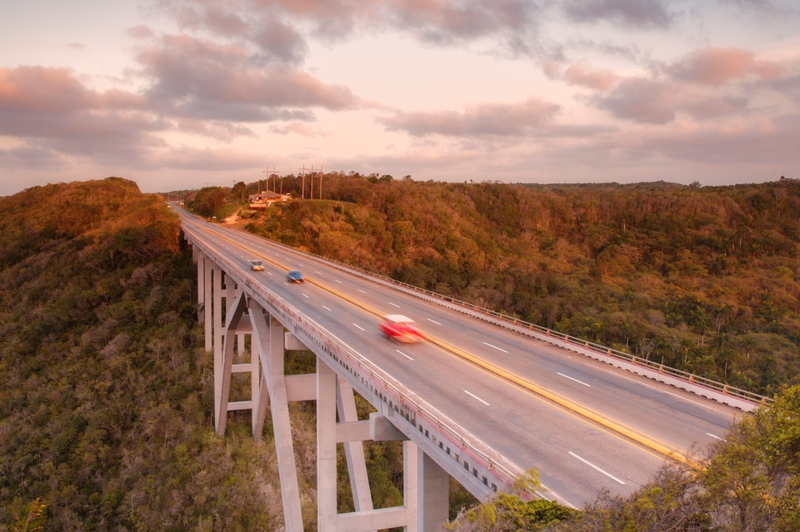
[403,441,419,532]
[337,379,374,515]
[317,358,338,532]
[251,309,304,532]
[212,266,223,427]
[203,258,213,351]
[418,451,449,531]
[196,252,205,325]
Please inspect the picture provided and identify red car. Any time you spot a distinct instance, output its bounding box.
[380,315,424,343]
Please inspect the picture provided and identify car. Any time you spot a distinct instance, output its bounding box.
[287,270,304,283]
[380,314,424,343]
[250,260,264,271]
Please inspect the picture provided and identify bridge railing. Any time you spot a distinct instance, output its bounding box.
[230,226,772,409]
[184,225,536,499]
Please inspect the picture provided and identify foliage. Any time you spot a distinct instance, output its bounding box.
[236,175,800,395]
[448,384,800,531]
[0,179,289,530]
[189,186,227,217]
[444,493,577,531]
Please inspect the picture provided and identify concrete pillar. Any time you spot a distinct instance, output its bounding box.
[418,451,449,531]
[204,259,212,351]
[251,309,304,532]
[404,441,419,532]
[337,379,374,515]
[196,252,205,324]
[213,266,223,429]
[216,290,246,437]
[317,358,338,532]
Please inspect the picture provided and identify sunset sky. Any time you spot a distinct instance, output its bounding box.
[1,0,799,195]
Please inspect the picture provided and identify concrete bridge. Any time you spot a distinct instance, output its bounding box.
[177,207,768,531]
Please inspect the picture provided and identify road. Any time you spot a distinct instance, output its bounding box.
[177,209,741,507]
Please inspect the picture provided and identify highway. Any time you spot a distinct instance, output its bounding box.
[177,208,741,508]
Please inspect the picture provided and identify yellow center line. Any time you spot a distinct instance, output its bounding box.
[196,218,703,471]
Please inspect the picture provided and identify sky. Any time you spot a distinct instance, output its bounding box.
[1,0,799,196]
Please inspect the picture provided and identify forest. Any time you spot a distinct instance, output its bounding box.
[194,174,800,397]
[2,176,799,531]
[0,178,415,530]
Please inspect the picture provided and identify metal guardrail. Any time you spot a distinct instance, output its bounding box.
[183,223,535,500]
[219,222,772,409]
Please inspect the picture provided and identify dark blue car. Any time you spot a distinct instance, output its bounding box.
[287,270,304,283]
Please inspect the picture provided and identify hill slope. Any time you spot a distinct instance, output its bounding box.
[237,177,800,395]
[0,178,289,530]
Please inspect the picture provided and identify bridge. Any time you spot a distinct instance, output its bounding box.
[176,206,768,531]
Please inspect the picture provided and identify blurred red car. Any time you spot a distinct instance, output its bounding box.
[380,314,424,343]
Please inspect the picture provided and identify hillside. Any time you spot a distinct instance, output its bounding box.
[0,179,294,529]
[229,176,800,396]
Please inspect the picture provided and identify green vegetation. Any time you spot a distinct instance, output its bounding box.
[231,175,800,396]
[4,175,799,530]
[445,383,800,531]
[0,178,467,530]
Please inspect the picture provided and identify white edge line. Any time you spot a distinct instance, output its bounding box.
[464,390,490,406]
[396,350,414,360]
[482,341,508,353]
[706,432,727,442]
[557,372,591,387]
[569,452,625,485]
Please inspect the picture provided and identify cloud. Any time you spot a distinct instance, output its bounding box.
[632,113,800,165]
[137,34,359,121]
[378,98,562,137]
[0,66,146,114]
[127,25,155,39]
[592,78,676,123]
[668,47,782,86]
[145,146,265,171]
[269,122,330,137]
[551,63,620,91]
[158,0,542,57]
[252,17,308,64]
[562,0,673,28]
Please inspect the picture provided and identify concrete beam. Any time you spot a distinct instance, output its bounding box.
[370,412,409,442]
[336,421,371,443]
[336,507,410,531]
[285,374,317,402]
[284,332,307,351]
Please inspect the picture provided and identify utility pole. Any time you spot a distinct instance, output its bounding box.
[310,165,314,200]
[320,165,323,200]
[300,165,305,200]
[262,168,268,193]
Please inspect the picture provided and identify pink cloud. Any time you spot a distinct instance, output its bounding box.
[669,47,782,86]
[138,34,358,119]
[0,67,145,114]
[379,98,562,137]
[562,64,620,91]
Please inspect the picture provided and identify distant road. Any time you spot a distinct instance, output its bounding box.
[177,208,739,507]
